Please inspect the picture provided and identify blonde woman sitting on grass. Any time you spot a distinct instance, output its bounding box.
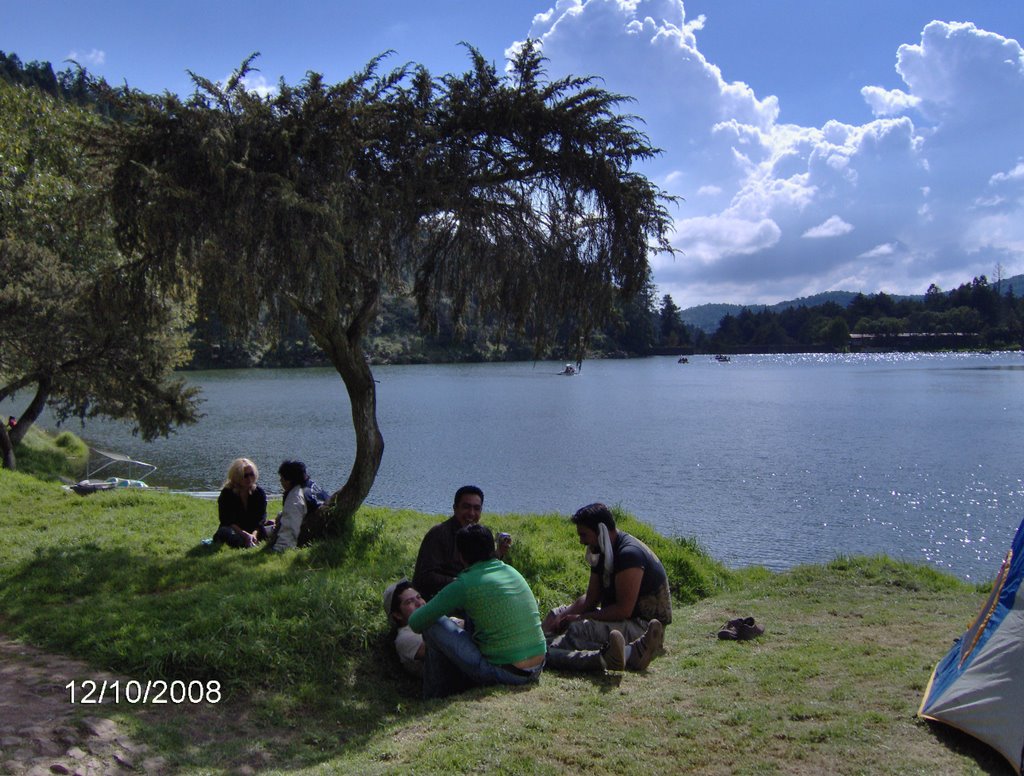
[213,458,270,548]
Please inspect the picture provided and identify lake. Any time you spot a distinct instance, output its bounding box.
[11,352,1024,581]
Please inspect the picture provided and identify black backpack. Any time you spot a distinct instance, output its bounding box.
[302,479,331,514]
[297,479,332,546]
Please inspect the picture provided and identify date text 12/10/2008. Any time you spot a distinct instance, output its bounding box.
[66,679,221,704]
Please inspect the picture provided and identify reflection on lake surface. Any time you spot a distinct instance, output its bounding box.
[11,351,1024,581]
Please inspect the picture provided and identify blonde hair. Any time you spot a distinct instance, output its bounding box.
[223,457,259,492]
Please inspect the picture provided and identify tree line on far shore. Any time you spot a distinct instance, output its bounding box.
[702,276,1022,354]
[191,274,1024,368]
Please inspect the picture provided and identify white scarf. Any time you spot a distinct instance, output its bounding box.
[584,523,615,588]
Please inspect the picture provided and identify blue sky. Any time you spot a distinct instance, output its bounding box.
[4,0,1023,308]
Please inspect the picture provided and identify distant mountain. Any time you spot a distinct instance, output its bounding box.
[680,292,862,333]
[998,273,1024,297]
[681,303,757,333]
[680,273,1024,333]
[769,291,861,310]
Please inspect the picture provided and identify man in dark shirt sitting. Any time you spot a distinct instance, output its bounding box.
[544,502,671,672]
[412,485,486,600]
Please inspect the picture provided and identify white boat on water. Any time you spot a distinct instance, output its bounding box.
[65,448,157,495]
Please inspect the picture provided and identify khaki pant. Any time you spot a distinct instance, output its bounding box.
[544,607,649,671]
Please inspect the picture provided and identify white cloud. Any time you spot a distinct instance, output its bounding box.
[990,161,1024,185]
[240,74,277,98]
[963,214,1024,258]
[893,22,1024,120]
[672,215,780,264]
[526,2,1024,308]
[859,243,896,259]
[67,48,105,67]
[860,86,921,117]
[803,216,853,239]
[219,72,278,98]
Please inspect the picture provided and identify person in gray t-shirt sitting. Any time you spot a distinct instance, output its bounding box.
[544,503,671,672]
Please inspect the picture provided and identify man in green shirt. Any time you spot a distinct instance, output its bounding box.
[409,524,546,698]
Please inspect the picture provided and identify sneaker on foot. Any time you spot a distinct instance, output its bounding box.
[627,619,664,671]
[602,629,626,671]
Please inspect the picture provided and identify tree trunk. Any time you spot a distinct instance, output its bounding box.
[8,377,51,446]
[0,424,14,471]
[308,329,384,540]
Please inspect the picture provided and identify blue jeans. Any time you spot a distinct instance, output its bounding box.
[421,617,543,699]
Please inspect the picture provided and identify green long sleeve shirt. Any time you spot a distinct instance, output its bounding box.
[409,558,546,666]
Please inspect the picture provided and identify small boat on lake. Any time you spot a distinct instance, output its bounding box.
[65,448,157,496]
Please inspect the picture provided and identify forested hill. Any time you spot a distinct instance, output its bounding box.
[682,275,1024,333]
[681,292,861,333]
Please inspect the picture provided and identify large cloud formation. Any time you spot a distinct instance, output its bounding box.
[519,1,1024,307]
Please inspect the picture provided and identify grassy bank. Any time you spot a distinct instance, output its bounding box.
[9,424,89,481]
[0,469,1011,774]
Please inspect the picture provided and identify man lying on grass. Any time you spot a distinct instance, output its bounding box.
[544,503,670,672]
[408,524,547,699]
[383,579,464,678]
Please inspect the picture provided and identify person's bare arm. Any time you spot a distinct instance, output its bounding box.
[579,567,642,622]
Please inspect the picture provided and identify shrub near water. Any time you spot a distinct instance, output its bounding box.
[0,470,728,704]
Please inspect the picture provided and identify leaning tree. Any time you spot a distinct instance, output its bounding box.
[0,78,200,471]
[107,43,675,531]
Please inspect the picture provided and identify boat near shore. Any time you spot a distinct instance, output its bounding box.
[64,448,157,495]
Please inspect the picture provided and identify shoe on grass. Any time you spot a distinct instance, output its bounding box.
[627,619,664,671]
[735,617,765,640]
[602,629,626,671]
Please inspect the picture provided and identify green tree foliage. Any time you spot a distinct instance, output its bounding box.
[821,316,850,349]
[612,274,658,355]
[0,80,200,470]
[658,293,691,347]
[853,316,905,336]
[0,51,57,96]
[106,45,675,529]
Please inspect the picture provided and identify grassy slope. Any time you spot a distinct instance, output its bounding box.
[0,469,1012,775]
[11,425,89,481]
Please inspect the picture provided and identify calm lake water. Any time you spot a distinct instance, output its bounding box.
[13,352,1024,581]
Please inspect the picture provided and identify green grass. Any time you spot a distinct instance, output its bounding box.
[11,425,88,481]
[0,468,1013,775]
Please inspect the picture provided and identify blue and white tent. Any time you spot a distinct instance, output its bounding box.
[919,517,1024,774]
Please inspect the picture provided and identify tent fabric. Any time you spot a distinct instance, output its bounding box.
[919,517,1024,775]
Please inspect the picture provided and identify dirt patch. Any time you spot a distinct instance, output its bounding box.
[0,634,170,774]
[0,634,275,775]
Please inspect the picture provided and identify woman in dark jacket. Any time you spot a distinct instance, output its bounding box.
[213,457,269,548]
